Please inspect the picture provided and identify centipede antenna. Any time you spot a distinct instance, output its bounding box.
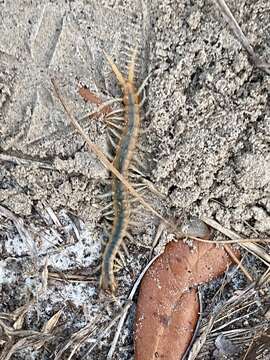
[128,48,138,84]
[104,50,126,87]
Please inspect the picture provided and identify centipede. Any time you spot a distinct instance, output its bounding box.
[100,49,146,293]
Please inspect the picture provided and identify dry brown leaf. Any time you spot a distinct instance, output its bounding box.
[134,240,237,360]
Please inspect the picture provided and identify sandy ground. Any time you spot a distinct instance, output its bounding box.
[0,0,269,359]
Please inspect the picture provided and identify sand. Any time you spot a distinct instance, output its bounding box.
[0,0,269,359]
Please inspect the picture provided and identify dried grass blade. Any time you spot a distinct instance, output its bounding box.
[201,217,270,266]
[214,0,270,75]
[0,205,38,266]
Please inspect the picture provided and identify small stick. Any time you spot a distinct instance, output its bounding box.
[214,0,270,75]
[0,153,54,170]
[201,217,270,265]
[223,243,253,282]
[189,236,270,245]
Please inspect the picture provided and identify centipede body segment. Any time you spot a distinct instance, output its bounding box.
[100,49,144,293]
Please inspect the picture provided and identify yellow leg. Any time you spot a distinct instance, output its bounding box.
[103,50,126,87]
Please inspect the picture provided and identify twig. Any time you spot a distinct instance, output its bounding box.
[201,217,270,266]
[187,312,216,360]
[183,289,203,360]
[0,153,54,170]
[223,243,253,282]
[189,235,270,245]
[214,0,270,75]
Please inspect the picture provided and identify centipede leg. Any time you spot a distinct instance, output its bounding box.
[137,73,152,96]
[80,98,123,121]
[121,240,130,258]
[108,127,122,140]
[100,201,113,210]
[105,109,125,118]
[114,252,125,269]
[106,120,124,131]
[140,109,151,121]
[129,164,146,177]
[139,91,147,108]
[107,133,118,149]
[97,191,113,199]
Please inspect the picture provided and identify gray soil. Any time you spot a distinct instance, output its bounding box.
[0,0,269,359]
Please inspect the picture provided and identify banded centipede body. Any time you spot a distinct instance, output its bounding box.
[100,49,145,293]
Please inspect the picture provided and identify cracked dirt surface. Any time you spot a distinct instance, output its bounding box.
[0,0,269,359]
